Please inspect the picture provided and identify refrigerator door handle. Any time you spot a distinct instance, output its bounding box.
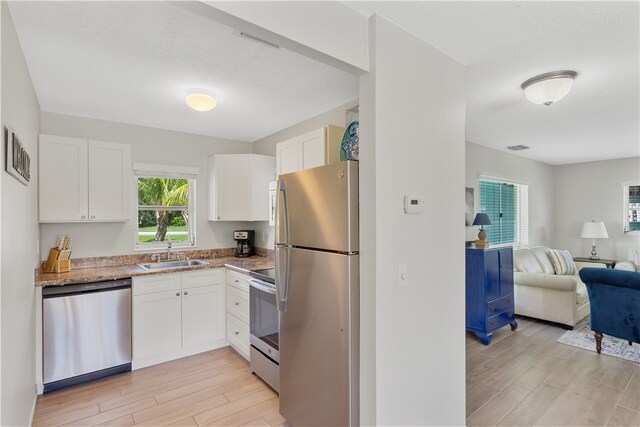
[275,245,289,312]
[275,180,290,245]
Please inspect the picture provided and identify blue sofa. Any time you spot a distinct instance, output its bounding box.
[579,268,640,353]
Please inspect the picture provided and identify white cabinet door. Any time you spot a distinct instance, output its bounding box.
[39,135,88,222]
[88,140,131,221]
[213,154,251,220]
[276,137,300,176]
[133,289,182,360]
[299,128,325,170]
[182,284,225,348]
[209,154,275,221]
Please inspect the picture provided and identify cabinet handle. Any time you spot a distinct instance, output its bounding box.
[184,291,188,295]
[217,216,221,220]
[81,215,86,219]
[507,298,512,304]
[489,304,495,311]
[489,319,496,326]
[175,292,180,296]
[90,215,95,219]
[508,311,513,317]
[235,279,239,283]
[235,331,239,336]
[235,302,239,306]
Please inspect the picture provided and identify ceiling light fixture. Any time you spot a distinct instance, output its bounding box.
[185,89,217,112]
[521,70,577,106]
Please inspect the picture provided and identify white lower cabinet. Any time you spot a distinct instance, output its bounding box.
[132,269,226,369]
[133,289,182,360]
[182,284,225,348]
[225,269,251,360]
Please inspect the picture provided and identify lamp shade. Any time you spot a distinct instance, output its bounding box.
[472,213,492,226]
[580,221,609,239]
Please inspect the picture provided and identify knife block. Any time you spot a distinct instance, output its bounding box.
[44,248,72,273]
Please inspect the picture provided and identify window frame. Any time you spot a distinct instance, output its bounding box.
[478,177,529,248]
[133,174,197,252]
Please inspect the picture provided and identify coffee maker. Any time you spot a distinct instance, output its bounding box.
[234,230,255,258]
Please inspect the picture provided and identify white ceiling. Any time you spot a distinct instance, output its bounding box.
[9,2,639,165]
[8,1,359,142]
[346,1,639,165]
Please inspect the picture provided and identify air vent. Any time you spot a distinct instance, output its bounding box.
[507,145,530,151]
[233,31,280,49]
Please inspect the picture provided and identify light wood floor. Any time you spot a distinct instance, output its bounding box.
[466,316,640,427]
[35,319,639,427]
[33,347,285,427]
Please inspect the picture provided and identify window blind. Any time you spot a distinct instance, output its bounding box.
[479,179,529,246]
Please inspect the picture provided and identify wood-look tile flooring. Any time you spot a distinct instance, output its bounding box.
[35,318,640,427]
[466,316,640,427]
[33,347,285,427]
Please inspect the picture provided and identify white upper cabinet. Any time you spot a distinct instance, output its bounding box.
[39,134,131,223]
[208,154,275,221]
[39,135,89,222]
[275,125,344,176]
[276,137,300,176]
[88,140,131,221]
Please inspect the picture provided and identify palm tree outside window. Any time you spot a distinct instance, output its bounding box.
[136,176,195,249]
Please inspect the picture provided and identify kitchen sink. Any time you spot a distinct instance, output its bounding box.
[138,260,209,271]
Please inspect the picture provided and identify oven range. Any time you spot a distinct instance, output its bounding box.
[248,268,279,392]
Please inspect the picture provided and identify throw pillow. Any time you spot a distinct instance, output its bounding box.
[547,249,577,275]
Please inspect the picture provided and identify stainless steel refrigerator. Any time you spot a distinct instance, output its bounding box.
[275,161,359,427]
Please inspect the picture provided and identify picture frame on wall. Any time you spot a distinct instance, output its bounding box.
[465,187,474,226]
[4,126,31,186]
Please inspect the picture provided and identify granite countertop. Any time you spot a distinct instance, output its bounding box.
[35,250,274,287]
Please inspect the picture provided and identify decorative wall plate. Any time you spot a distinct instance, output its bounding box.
[340,120,359,161]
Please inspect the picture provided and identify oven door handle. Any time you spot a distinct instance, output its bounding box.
[249,279,277,295]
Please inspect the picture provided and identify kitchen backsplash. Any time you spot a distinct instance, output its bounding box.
[53,247,273,270]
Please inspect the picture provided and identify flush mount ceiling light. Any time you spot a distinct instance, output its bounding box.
[521,70,578,106]
[185,89,217,112]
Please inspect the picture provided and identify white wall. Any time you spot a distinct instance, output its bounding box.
[1,3,40,424]
[360,15,466,425]
[39,112,272,258]
[465,141,555,246]
[554,157,640,260]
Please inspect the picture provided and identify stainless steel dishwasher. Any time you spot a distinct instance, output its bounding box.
[43,278,132,392]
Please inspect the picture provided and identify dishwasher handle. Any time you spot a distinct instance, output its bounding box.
[43,278,132,297]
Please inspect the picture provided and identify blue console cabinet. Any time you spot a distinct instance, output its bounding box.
[466,247,518,345]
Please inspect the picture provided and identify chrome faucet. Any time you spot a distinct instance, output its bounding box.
[166,236,172,260]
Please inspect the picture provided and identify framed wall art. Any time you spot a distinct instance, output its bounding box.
[4,126,31,186]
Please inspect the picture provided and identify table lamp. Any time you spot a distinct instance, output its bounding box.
[580,220,609,260]
[473,213,492,248]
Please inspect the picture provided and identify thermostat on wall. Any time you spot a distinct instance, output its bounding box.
[404,195,425,214]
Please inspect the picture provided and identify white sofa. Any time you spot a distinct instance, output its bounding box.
[615,248,640,272]
[513,246,604,328]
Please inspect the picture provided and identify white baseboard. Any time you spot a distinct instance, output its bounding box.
[28,394,37,427]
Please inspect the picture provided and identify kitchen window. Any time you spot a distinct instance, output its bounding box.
[134,163,198,250]
[479,178,529,247]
